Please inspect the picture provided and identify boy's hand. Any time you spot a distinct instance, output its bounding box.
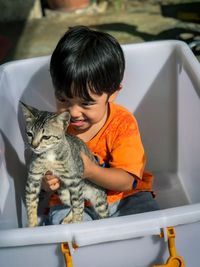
[42,171,60,192]
[80,151,97,178]
[80,151,135,191]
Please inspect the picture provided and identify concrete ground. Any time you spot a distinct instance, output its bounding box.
[0,1,200,64]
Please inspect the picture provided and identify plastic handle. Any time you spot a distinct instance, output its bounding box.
[61,242,78,267]
[61,243,73,267]
[151,227,185,267]
[152,257,184,267]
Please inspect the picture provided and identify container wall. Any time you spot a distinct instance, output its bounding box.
[1,41,200,229]
[118,43,178,173]
[0,56,55,229]
[177,55,200,204]
[0,42,200,267]
[0,221,200,267]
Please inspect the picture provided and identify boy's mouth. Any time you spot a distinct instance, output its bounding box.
[70,119,86,127]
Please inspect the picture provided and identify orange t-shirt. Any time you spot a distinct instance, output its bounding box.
[86,102,154,203]
[49,102,154,206]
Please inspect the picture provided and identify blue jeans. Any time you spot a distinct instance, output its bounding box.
[46,192,159,225]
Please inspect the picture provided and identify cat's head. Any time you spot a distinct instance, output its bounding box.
[20,102,70,154]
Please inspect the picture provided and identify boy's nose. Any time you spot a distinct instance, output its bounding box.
[68,105,82,118]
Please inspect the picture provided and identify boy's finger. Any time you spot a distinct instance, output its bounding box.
[51,181,60,188]
[49,178,60,185]
[45,174,54,181]
[46,176,59,183]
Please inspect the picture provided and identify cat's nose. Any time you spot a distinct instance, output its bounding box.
[32,140,39,149]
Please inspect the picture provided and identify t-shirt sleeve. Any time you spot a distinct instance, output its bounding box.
[109,114,146,179]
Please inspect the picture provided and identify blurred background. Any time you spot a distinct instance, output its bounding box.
[0,0,200,64]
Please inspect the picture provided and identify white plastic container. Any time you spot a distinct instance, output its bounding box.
[0,41,200,267]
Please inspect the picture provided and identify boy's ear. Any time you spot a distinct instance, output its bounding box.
[108,86,122,103]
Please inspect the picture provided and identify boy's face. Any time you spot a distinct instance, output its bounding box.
[56,91,113,134]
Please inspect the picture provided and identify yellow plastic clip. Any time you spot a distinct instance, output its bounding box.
[61,242,78,267]
[151,227,185,267]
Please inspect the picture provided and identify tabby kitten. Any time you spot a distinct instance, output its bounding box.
[20,102,109,227]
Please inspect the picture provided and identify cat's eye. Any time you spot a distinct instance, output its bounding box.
[42,135,51,140]
[27,132,33,137]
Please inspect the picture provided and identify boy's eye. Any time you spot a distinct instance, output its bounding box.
[58,98,66,103]
[82,102,95,107]
[55,92,66,102]
[57,96,66,102]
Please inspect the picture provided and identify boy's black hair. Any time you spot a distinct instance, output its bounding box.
[50,25,125,101]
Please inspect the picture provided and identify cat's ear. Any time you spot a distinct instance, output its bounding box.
[20,101,37,122]
[56,111,71,126]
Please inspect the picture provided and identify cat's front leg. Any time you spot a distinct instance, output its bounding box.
[58,188,74,224]
[26,174,42,227]
[59,177,85,223]
[58,187,84,224]
[70,182,85,223]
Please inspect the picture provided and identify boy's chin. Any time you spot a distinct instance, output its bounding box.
[70,123,91,132]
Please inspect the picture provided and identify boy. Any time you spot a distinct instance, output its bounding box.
[42,25,158,224]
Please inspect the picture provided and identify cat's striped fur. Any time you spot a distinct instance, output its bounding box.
[21,102,109,227]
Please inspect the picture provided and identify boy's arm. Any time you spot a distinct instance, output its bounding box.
[80,152,135,192]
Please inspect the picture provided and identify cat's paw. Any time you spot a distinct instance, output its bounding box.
[72,214,83,223]
[27,206,38,227]
[28,216,38,227]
